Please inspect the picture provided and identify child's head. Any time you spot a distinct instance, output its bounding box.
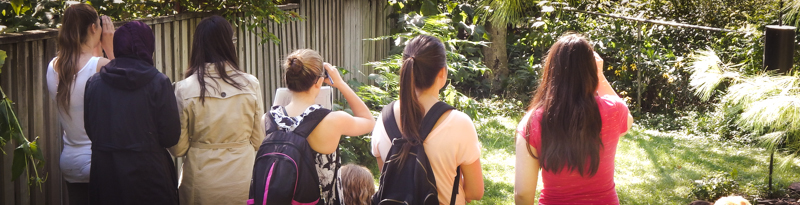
[714,196,751,205]
[340,164,375,205]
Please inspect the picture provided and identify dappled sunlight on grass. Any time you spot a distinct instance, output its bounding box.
[469,115,521,205]
[615,126,800,204]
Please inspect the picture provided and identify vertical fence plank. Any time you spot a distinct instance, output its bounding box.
[164,22,174,81]
[155,24,164,74]
[14,40,31,205]
[180,18,189,80]
[29,40,46,205]
[0,43,16,205]
[43,37,63,205]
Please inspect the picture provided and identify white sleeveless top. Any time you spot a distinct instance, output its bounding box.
[46,56,99,183]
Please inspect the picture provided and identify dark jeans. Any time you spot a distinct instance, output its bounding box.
[66,182,89,205]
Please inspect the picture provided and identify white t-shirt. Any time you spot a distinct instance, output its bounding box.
[371,107,481,205]
[46,57,99,183]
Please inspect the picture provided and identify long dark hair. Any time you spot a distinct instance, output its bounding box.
[55,4,98,114]
[395,35,447,166]
[526,33,603,177]
[185,15,242,103]
[283,49,324,92]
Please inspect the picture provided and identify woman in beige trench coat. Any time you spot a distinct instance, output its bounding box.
[169,15,265,205]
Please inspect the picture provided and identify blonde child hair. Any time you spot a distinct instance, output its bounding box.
[714,196,751,205]
[340,164,375,205]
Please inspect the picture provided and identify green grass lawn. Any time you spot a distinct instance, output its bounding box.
[468,115,800,205]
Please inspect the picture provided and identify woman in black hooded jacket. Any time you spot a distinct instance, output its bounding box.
[84,21,180,205]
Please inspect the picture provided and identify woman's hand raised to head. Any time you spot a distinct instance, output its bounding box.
[593,51,604,77]
[100,16,115,59]
[322,62,344,88]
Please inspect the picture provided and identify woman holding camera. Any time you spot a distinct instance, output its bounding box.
[267,49,375,205]
[45,3,114,204]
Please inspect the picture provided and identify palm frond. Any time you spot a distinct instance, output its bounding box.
[723,75,799,109]
[688,49,742,101]
[476,0,533,25]
[783,0,800,28]
[737,94,800,133]
[757,131,787,152]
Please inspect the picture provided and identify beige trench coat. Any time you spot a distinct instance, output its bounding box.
[170,64,265,205]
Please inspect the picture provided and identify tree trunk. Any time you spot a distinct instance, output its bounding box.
[482,21,509,94]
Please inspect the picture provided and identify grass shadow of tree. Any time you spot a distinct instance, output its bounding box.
[616,128,800,204]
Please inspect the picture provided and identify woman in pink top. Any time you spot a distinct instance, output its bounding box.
[514,34,634,205]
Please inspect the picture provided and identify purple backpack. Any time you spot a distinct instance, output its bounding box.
[248,108,330,205]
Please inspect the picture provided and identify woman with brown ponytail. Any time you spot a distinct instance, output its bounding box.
[371,35,485,204]
[266,49,375,205]
[45,3,114,204]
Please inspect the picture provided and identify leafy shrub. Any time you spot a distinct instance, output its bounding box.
[689,171,741,201]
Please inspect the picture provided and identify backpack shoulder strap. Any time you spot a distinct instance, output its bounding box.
[381,101,402,141]
[264,112,281,138]
[418,101,455,141]
[292,107,332,137]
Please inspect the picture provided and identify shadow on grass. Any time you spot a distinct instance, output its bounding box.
[616,128,800,204]
[469,177,516,205]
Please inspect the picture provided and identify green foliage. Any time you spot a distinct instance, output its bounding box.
[688,171,741,201]
[475,0,535,25]
[0,50,47,190]
[501,0,778,112]
[0,0,62,33]
[171,0,300,44]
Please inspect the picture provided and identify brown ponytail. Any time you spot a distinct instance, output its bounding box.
[394,35,447,167]
[284,49,324,92]
[55,4,98,114]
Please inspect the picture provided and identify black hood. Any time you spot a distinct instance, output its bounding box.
[99,57,160,91]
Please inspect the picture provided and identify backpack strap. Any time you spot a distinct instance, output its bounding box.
[381,101,402,142]
[382,101,455,142]
[291,108,332,137]
[381,101,459,204]
[419,101,455,140]
[450,166,461,205]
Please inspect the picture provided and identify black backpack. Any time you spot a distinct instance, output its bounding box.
[248,108,331,205]
[372,101,461,205]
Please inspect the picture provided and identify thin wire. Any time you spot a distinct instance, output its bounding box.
[560,7,750,34]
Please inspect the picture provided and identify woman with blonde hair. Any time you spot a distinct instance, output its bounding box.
[45,3,114,204]
[264,48,375,205]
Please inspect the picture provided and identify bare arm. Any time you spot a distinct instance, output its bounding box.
[325,62,374,135]
[514,132,540,205]
[308,63,375,154]
[595,52,634,131]
[462,159,484,202]
[100,16,115,60]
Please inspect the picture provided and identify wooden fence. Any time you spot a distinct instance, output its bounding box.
[0,1,389,204]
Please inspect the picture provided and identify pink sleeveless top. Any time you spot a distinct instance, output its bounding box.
[516,95,629,205]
